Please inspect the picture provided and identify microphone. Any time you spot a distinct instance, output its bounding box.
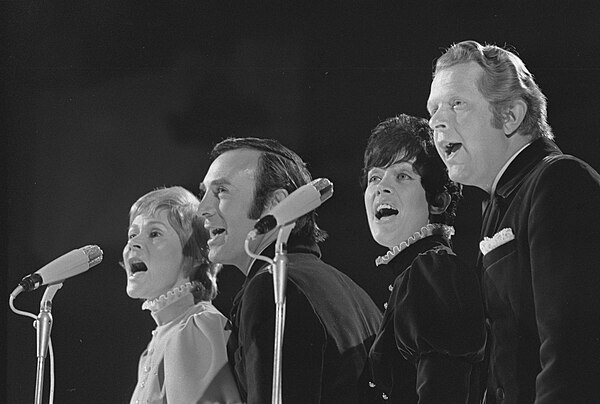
[12,245,103,297]
[253,178,333,235]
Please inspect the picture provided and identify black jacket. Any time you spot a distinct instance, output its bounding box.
[479,137,600,403]
[227,237,382,404]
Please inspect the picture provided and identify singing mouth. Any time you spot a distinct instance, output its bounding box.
[444,142,462,158]
[375,203,399,220]
[128,259,148,274]
[209,228,226,238]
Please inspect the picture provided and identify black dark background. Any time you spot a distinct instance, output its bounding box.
[4,2,600,402]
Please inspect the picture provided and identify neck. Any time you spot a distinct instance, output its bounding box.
[487,136,533,194]
[477,135,532,194]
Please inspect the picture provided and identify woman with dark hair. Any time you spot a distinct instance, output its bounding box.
[362,115,486,403]
[121,186,241,403]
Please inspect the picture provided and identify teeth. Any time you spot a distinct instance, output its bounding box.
[377,203,394,212]
[375,204,399,220]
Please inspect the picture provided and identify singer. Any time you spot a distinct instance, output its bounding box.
[121,186,241,404]
[362,115,486,402]
[198,137,382,404]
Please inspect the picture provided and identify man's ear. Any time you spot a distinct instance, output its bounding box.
[429,191,451,215]
[502,99,527,138]
[262,188,289,215]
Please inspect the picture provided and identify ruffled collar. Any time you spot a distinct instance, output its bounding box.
[142,281,199,313]
[375,223,455,266]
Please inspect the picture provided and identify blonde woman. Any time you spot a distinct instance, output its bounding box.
[122,186,241,404]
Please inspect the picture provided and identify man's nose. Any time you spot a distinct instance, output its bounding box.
[429,108,448,131]
[198,193,215,217]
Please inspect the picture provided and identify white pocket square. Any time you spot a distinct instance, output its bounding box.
[480,228,515,256]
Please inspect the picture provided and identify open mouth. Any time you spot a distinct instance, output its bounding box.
[375,203,399,220]
[130,261,148,274]
[444,142,462,157]
[210,228,226,238]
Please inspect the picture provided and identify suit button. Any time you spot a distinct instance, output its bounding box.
[496,387,505,402]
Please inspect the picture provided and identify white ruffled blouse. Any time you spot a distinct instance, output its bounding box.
[130,282,242,404]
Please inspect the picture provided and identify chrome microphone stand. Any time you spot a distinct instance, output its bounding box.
[271,225,291,404]
[245,223,295,404]
[35,283,63,404]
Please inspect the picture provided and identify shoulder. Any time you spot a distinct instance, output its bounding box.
[406,244,464,279]
[528,154,600,209]
[534,154,600,186]
[244,267,275,299]
[396,244,481,311]
[392,246,485,356]
[182,302,229,332]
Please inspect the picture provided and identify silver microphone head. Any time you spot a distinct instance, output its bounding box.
[311,178,334,202]
[82,245,103,268]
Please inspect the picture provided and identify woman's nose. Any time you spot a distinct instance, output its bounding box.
[376,175,393,195]
[127,236,142,249]
[376,185,392,195]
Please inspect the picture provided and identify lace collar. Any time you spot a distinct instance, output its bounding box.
[141,281,199,313]
[375,223,455,266]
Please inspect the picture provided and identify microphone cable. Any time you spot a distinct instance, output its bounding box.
[244,233,275,270]
[9,293,57,404]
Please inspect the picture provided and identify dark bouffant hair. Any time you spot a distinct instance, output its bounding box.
[361,114,461,225]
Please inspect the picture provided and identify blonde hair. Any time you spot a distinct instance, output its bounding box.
[128,186,218,301]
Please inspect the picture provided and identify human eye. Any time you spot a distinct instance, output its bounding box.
[213,185,228,197]
[452,99,466,109]
[367,170,381,185]
[397,172,413,181]
[128,232,137,240]
[149,229,162,238]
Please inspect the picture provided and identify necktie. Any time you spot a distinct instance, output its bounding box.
[481,194,503,240]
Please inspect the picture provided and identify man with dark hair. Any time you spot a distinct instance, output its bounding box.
[428,40,600,403]
[198,137,382,404]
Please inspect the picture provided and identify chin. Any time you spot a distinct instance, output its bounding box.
[373,234,395,250]
[447,165,475,186]
[208,249,225,266]
[126,284,144,300]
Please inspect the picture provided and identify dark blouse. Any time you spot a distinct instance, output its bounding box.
[369,234,486,403]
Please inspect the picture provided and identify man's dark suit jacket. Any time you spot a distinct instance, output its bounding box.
[227,237,382,404]
[479,137,600,403]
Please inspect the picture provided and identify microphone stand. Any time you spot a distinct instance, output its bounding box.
[35,283,63,404]
[271,224,293,404]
